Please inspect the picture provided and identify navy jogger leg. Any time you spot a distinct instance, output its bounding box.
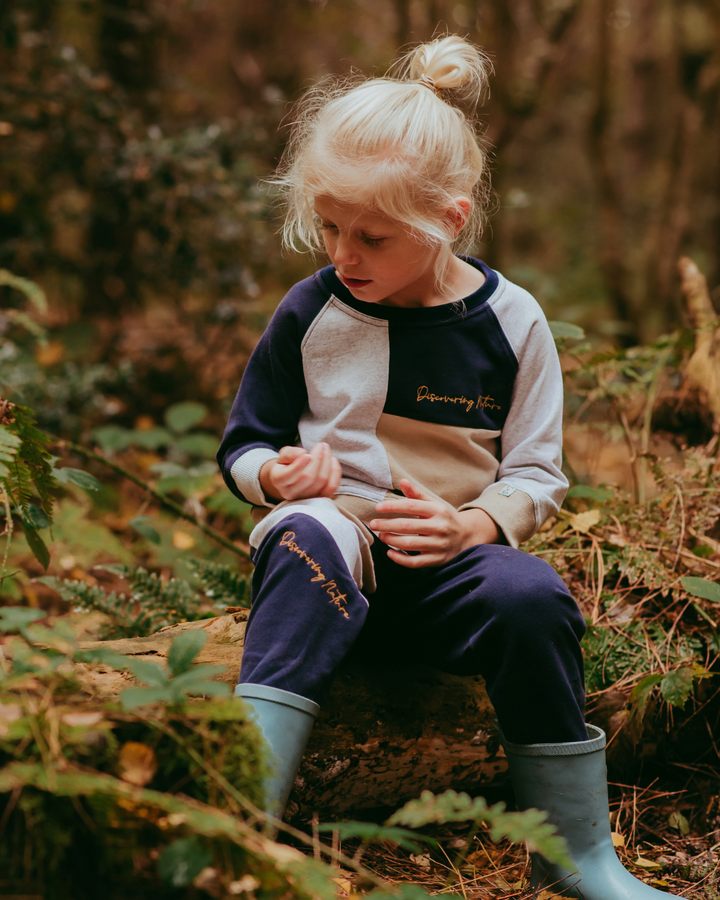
[239,512,369,704]
[363,542,587,745]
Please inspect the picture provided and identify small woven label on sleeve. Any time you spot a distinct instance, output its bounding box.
[498,485,517,497]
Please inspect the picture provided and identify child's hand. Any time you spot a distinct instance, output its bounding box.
[259,442,342,502]
[368,479,499,567]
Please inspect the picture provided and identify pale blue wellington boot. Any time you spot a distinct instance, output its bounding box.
[502,725,687,899]
[236,683,320,821]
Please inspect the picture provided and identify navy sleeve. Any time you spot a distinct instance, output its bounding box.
[217,274,328,504]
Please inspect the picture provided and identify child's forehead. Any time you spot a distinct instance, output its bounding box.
[312,195,398,229]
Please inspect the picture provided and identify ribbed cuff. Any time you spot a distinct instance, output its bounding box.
[235,683,320,717]
[230,448,280,508]
[461,483,536,548]
[502,724,605,757]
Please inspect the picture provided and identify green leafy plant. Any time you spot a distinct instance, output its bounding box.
[39,564,206,639]
[387,789,573,871]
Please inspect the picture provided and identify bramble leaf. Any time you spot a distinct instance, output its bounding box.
[129,516,161,544]
[681,576,720,604]
[0,606,45,632]
[120,687,172,711]
[54,467,102,492]
[167,630,207,676]
[20,520,50,569]
[164,401,207,434]
[661,667,694,708]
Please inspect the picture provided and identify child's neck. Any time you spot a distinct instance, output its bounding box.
[377,254,485,309]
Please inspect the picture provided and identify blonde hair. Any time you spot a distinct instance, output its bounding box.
[272,35,494,293]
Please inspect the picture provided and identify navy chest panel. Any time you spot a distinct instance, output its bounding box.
[383,305,518,430]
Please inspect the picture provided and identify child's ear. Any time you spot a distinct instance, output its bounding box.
[444,197,472,236]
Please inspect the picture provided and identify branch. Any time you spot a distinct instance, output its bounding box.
[52,439,251,562]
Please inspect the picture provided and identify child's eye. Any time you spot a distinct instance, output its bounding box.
[320,222,338,233]
[361,234,384,247]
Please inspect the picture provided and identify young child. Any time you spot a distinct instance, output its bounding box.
[218,36,683,900]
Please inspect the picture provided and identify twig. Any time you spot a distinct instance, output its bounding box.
[0,485,13,586]
[52,439,250,561]
[672,484,686,571]
[613,403,640,502]
[638,340,676,505]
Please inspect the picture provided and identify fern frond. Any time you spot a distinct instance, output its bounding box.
[188,559,251,608]
[0,400,55,521]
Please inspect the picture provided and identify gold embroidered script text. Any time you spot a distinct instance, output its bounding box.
[416,385,501,412]
[279,531,350,619]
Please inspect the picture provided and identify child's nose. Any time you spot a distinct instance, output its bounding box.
[333,236,360,266]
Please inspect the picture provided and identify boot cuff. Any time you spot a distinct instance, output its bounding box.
[501,723,606,757]
[235,682,320,716]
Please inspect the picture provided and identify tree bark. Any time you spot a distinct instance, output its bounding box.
[76,613,508,818]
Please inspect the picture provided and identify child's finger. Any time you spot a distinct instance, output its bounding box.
[276,452,313,489]
[399,479,431,501]
[314,443,332,484]
[318,455,342,497]
[370,516,434,535]
[374,497,435,518]
[386,547,440,568]
[277,445,307,464]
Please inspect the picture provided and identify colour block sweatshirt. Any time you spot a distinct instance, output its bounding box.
[217,258,568,549]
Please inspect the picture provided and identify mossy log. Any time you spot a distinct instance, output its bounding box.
[76,612,507,817]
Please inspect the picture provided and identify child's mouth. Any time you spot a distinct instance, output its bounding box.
[337,273,372,289]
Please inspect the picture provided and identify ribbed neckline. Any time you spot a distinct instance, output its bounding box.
[316,257,499,324]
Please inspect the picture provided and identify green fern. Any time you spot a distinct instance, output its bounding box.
[40,565,205,639]
[0,401,55,520]
[188,559,251,608]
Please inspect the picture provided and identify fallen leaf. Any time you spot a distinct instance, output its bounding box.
[634,855,663,871]
[668,810,689,835]
[409,853,431,869]
[611,831,626,848]
[172,530,196,550]
[570,509,602,533]
[118,741,158,786]
[61,711,104,727]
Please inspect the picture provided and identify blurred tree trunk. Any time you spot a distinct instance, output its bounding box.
[587,0,636,344]
[643,0,718,325]
[586,0,720,342]
[395,0,411,46]
[480,0,582,269]
[99,0,162,91]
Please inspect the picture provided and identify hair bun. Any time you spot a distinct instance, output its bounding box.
[399,35,492,112]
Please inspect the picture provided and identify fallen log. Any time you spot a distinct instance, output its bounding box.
[76,612,508,818]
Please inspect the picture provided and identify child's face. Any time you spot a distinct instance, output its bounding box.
[313,197,444,307]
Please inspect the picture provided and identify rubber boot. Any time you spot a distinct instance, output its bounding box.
[502,724,687,899]
[236,683,319,821]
